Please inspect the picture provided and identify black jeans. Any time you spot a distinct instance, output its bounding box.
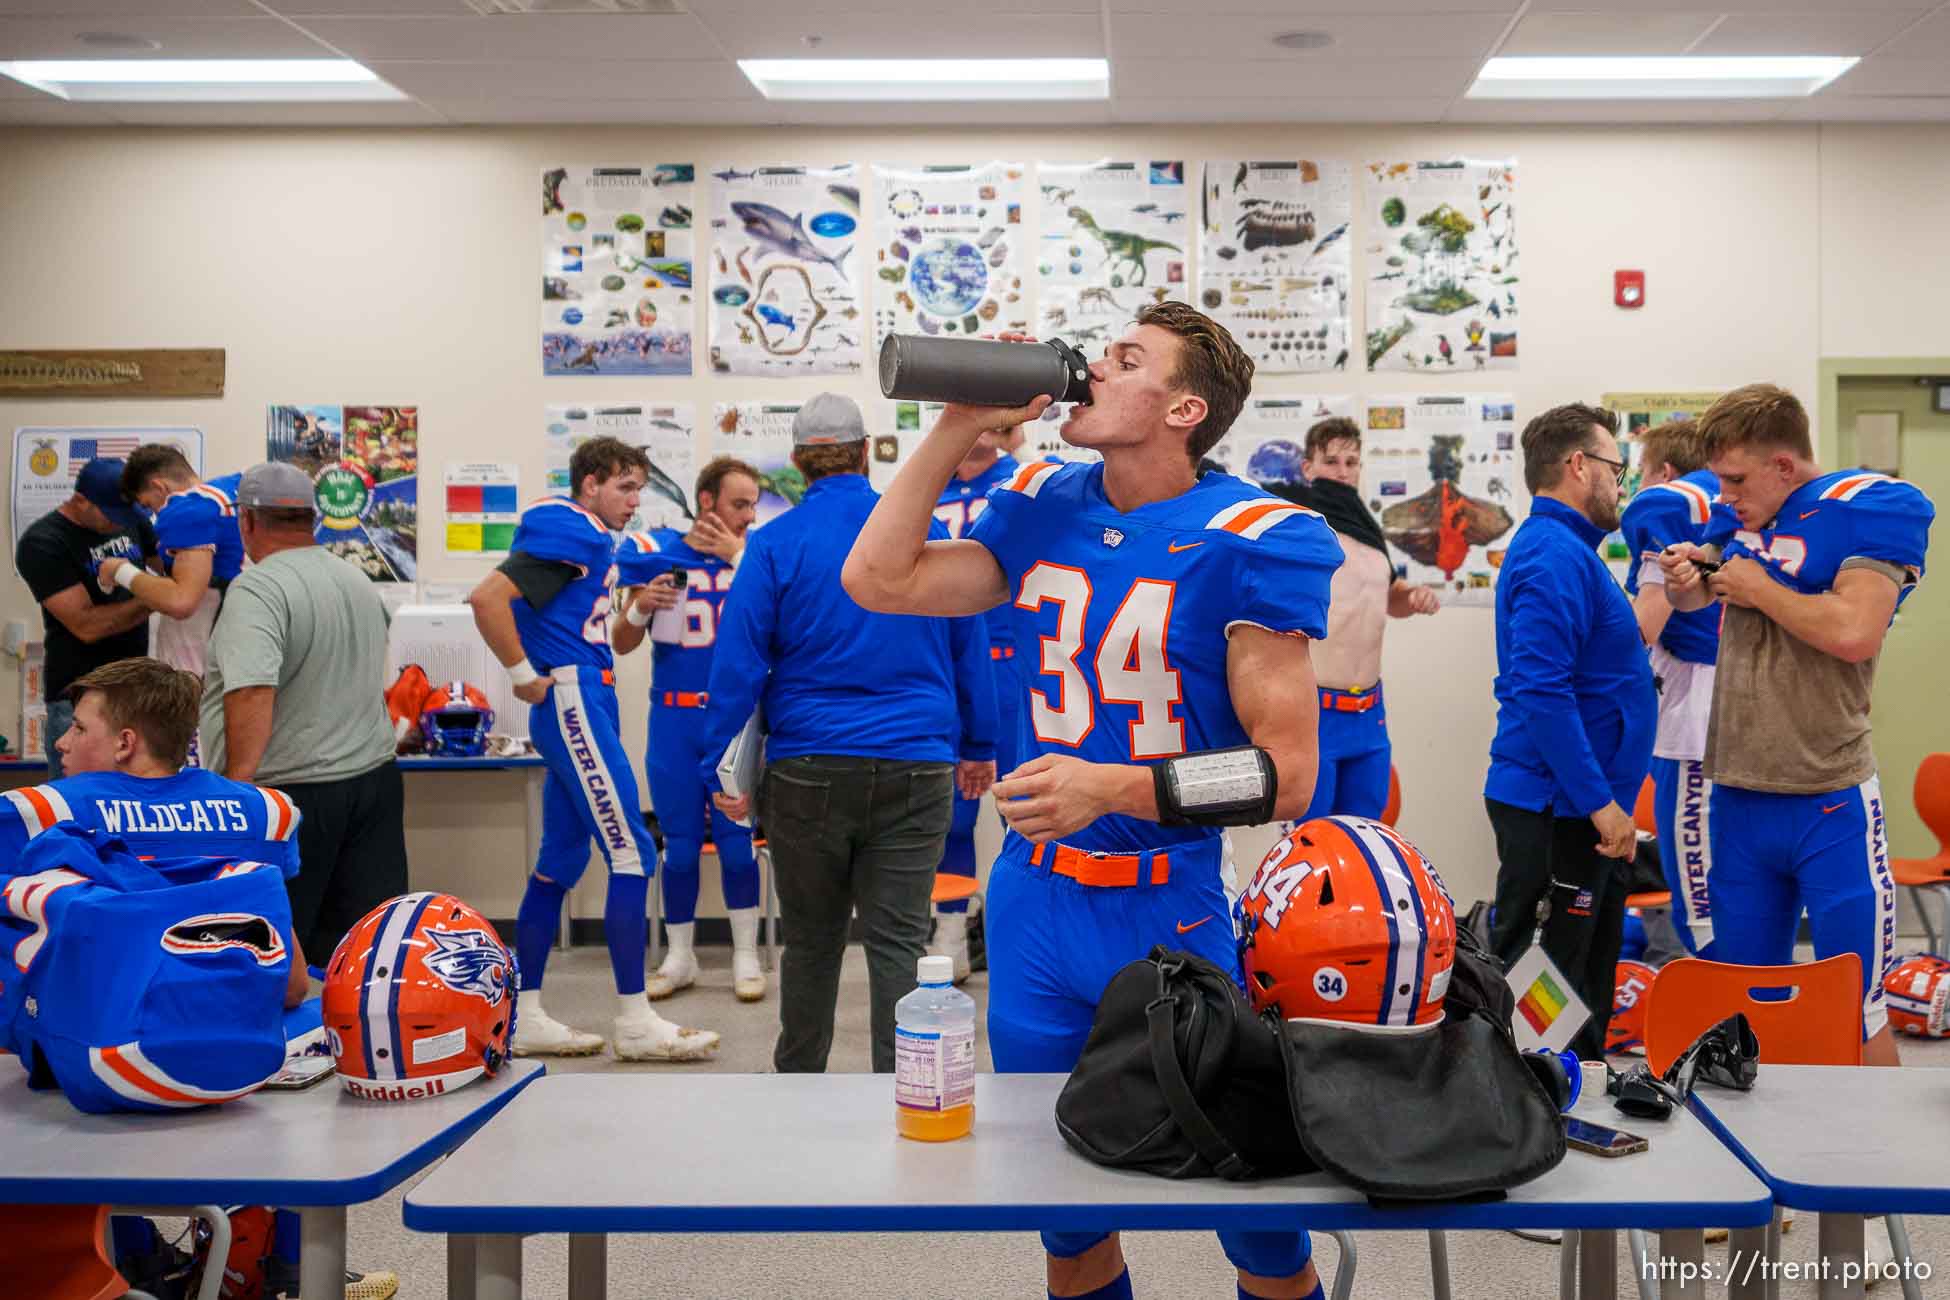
[761,755,955,1074]
[1486,797,1626,1061]
[283,760,410,963]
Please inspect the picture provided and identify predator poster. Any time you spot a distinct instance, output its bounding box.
[1198,161,1352,374]
[1364,159,1518,374]
[708,165,863,377]
[1036,160,1190,355]
[1362,394,1520,606]
[541,164,696,377]
[870,161,1028,352]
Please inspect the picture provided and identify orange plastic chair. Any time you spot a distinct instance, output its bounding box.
[1380,765,1402,827]
[1891,753,1950,957]
[1643,953,1864,1076]
[1633,775,1658,837]
[0,1206,126,1300]
[931,874,980,904]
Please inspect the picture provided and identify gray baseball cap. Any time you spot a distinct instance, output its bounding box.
[791,393,867,446]
[236,462,316,510]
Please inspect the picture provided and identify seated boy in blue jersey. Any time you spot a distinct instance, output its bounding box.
[848,305,1342,1300]
[468,434,719,1062]
[103,443,246,678]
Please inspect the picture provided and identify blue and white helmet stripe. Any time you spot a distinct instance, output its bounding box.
[359,891,435,1081]
[1340,816,1433,1028]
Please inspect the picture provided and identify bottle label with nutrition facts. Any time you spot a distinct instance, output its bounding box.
[895,1023,975,1110]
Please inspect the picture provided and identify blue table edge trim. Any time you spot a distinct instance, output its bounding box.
[398,756,546,770]
[1688,1093,1950,1216]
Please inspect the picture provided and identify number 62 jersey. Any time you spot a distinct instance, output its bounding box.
[967,460,1344,855]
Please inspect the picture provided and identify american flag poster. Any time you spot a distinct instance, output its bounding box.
[11,426,204,568]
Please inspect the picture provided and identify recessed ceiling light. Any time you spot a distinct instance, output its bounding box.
[0,59,404,103]
[1270,31,1335,52]
[74,33,162,52]
[1468,56,1857,100]
[739,58,1109,102]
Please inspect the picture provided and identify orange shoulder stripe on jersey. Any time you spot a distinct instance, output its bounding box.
[192,483,237,514]
[1218,501,1305,537]
[1005,459,1059,493]
[628,530,657,553]
[16,786,61,833]
[261,787,296,841]
[1821,473,1884,501]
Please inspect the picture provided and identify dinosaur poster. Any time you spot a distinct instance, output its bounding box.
[543,403,696,534]
[541,164,696,377]
[1363,393,1521,606]
[1198,161,1353,374]
[712,401,810,530]
[1364,159,1518,374]
[869,161,1029,353]
[1208,395,1356,485]
[1036,160,1189,353]
[707,164,863,377]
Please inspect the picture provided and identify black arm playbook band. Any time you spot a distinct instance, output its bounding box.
[1152,746,1278,827]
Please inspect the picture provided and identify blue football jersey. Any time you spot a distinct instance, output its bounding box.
[1710,469,1934,608]
[968,460,1344,854]
[152,472,245,584]
[0,769,302,878]
[937,454,1020,651]
[1620,470,1735,666]
[509,497,622,675]
[618,527,737,696]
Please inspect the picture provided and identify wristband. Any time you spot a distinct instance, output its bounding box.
[113,563,139,591]
[508,659,540,687]
[624,600,653,628]
[1152,746,1278,828]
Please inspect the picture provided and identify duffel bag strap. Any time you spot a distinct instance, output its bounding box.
[1145,993,1254,1181]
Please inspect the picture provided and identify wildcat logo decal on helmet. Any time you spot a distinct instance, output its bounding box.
[423,927,511,1007]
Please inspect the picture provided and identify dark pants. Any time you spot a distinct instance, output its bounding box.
[43,698,74,779]
[1486,797,1626,1061]
[284,760,410,963]
[761,755,955,1074]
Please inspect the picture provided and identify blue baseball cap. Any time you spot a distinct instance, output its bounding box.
[74,458,145,530]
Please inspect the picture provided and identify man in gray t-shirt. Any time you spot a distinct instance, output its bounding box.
[202,463,408,959]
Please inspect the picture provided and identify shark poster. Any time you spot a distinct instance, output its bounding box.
[1036,160,1189,356]
[1209,395,1356,485]
[707,165,862,377]
[1362,393,1520,606]
[266,403,418,582]
[543,402,696,534]
[541,164,696,377]
[1199,160,1352,375]
[869,161,1028,353]
[1364,159,1518,373]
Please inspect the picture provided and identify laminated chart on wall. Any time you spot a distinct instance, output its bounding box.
[267,404,418,582]
[713,402,804,530]
[1600,390,1726,579]
[444,463,519,558]
[1037,160,1190,351]
[10,427,202,566]
[1364,159,1518,374]
[1207,395,1355,486]
[1362,394,1519,605]
[870,162,1028,351]
[541,164,696,376]
[544,403,697,533]
[1198,161,1352,374]
[708,165,862,376]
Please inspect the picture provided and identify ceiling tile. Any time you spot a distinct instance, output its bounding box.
[291,13,724,62]
[366,58,753,100]
[685,0,1091,12]
[0,1,260,15]
[692,8,1103,58]
[1444,96,1795,122]
[1782,94,1950,119]
[93,99,448,125]
[1824,56,1950,95]
[1529,0,1927,9]
[264,2,482,13]
[778,99,1115,125]
[1691,10,1929,56]
[0,16,338,59]
[1111,95,1453,123]
[0,94,116,122]
[1881,8,1950,55]
[422,96,784,124]
[1112,55,1479,98]
[1110,11,1505,59]
[1500,11,1720,56]
[1105,0,1518,12]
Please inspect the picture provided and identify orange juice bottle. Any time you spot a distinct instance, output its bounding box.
[895,955,976,1141]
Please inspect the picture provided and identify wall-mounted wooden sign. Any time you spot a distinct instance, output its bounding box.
[0,349,225,399]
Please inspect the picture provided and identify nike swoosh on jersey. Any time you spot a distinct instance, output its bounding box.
[1799,510,1821,521]
[1166,541,1205,554]
[1821,802,1847,814]
[1175,916,1212,934]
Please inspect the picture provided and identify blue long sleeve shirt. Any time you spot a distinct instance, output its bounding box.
[1485,497,1657,818]
[699,473,996,787]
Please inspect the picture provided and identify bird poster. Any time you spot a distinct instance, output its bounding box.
[1208,395,1356,486]
[707,165,862,377]
[541,164,697,377]
[266,403,418,582]
[712,402,807,530]
[1362,394,1520,606]
[870,162,1028,353]
[1364,159,1518,374]
[543,403,696,535]
[1036,160,1189,353]
[1198,161,1352,374]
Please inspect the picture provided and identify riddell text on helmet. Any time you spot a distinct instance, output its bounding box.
[343,1076,448,1101]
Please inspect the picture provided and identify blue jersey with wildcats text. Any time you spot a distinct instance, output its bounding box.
[617,527,736,697]
[0,769,302,878]
[1620,470,1735,666]
[153,472,245,584]
[510,497,622,675]
[1707,469,1933,605]
[937,454,1020,651]
[967,460,1343,854]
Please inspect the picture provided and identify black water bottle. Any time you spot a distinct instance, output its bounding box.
[878,334,1095,407]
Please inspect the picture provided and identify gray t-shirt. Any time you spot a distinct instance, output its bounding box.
[201,545,395,787]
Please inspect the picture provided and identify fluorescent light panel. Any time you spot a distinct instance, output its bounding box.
[1470,56,1857,100]
[0,59,403,103]
[740,58,1108,102]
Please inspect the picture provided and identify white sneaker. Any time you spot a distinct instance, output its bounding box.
[645,952,698,1000]
[931,914,972,984]
[614,1011,720,1062]
[732,948,766,1002]
[511,1008,605,1057]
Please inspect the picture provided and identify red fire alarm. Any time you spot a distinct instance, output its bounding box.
[1615,270,1646,309]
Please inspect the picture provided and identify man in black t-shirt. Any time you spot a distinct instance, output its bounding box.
[15,457,157,775]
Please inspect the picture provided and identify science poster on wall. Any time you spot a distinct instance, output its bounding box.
[543,402,696,533]
[1362,394,1519,605]
[1198,161,1352,374]
[1364,159,1518,374]
[1207,395,1356,486]
[1600,389,1727,577]
[10,427,202,566]
[870,161,1028,353]
[541,164,696,377]
[443,463,519,558]
[712,401,806,529]
[1037,160,1189,351]
[707,164,862,376]
[266,404,418,582]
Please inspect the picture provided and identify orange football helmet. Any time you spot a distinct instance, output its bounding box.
[1607,959,1659,1055]
[322,893,516,1102]
[1238,815,1457,1028]
[1885,954,1950,1038]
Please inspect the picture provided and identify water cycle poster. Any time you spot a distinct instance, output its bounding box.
[1199,161,1353,374]
[1362,394,1519,605]
[541,164,696,376]
[542,403,697,535]
[1364,159,1518,374]
[1209,395,1356,486]
[1036,160,1189,353]
[870,161,1028,353]
[712,402,806,530]
[707,165,862,376]
[266,403,418,582]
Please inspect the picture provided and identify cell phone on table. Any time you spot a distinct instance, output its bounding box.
[1565,1116,1648,1157]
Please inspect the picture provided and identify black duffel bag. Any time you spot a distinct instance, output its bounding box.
[1054,945,1313,1181]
